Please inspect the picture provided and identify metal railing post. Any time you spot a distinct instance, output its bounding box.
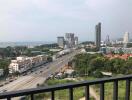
[100,83,104,100]
[85,85,90,100]
[31,94,34,100]
[7,97,11,100]
[0,75,132,100]
[113,81,118,100]
[125,79,130,100]
[69,88,73,100]
[51,91,55,100]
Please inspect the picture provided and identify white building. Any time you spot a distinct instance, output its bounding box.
[65,33,75,48]
[81,48,86,53]
[123,32,129,44]
[16,57,26,61]
[74,36,78,46]
[105,35,110,45]
[9,55,47,74]
[64,69,75,75]
[57,37,65,48]
[9,57,32,73]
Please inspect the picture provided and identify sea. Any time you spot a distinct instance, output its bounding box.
[0,41,55,48]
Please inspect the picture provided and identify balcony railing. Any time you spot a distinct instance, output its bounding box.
[0,75,132,100]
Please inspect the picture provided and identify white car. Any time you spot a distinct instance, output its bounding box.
[0,89,7,93]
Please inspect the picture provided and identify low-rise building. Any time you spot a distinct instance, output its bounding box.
[64,69,75,75]
[9,55,47,74]
[9,57,32,73]
[49,49,62,52]
[105,54,132,60]
[81,48,86,53]
[64,69,75,78]
[101,47,132,54]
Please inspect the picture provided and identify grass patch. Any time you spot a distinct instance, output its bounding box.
[34,79,85,100]
[90,80,132,100]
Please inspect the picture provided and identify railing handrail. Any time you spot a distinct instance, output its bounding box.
[0,74,132,99]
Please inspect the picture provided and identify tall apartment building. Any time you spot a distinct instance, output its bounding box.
[74,36,79,45]
[57,37,65,48]
[65,33,75,48]
[123,32,129,48]
[95,22,101,48]
[123,32,129,44]
[105,35,110,45]
[57,33,78,49]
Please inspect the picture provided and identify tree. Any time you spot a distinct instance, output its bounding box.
[73,53,132,77]
[106,58,125,74]
[93,70,103,78]
[0,59,10,76]
[90,57,105,70]
[118,49,124,55]
[122,59,132,74]
[103,58,114,72]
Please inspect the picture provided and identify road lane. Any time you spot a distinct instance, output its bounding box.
[0,49,80,95]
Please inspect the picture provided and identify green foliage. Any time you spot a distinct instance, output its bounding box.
[73,53,104,76]
[121,58,132,74]
[85,47,98,52]
[90,57,105,69]
[41,48,49,52]
[0,59,10,75]
[0,46,28,58]
[0,43,58,58]
[45,79,74,86]
[103,81,132,100]
[93,70,103,78]
[34,79,85,100]
[73,53,132,76]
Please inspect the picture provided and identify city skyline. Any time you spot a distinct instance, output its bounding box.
[0,0,132,42]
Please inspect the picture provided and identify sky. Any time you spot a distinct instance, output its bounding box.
[0,0,132,42]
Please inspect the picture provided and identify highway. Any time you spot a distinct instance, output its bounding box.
[0,49,80,98]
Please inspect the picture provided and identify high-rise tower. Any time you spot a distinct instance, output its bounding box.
[57,37,65,48]
[95,22,101,48]
[105,35,110,45]
[123,32,129,44]
[65,33,75,48]
[74,36,78,46]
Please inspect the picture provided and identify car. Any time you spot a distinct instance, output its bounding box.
[36,83,40,87]
[9,79,14,82]
[0,89,7,93]
[40,71,43,73]
[22,73,27,76]
[4,82,9,85]
[0,84,4,87]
